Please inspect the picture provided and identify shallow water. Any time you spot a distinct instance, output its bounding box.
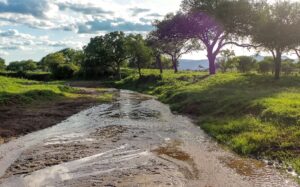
[0,90,298,187]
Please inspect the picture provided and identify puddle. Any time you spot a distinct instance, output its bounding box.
[220,157,266,177]
[153,140,199,180]
[0,90,298,187]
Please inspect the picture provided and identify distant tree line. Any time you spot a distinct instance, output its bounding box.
[216,49,300,75]
[1,0,300,80]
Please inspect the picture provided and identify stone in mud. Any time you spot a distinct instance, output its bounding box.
[129,108,161,120]
[90,125,127,139]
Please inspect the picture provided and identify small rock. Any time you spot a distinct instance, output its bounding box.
[267,161,273,166]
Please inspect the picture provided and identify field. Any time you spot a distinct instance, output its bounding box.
[116,69,300,172]
[0,76,112,105]
[0,76,113,143]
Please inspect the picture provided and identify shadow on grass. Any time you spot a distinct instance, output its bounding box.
[164,74,300,118]
[0,90,64,106]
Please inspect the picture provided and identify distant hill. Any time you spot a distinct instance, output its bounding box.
[179,59,209,71]
[179,55,295,71]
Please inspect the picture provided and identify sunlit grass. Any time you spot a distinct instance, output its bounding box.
[0,76,112,105]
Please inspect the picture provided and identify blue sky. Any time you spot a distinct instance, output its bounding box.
[0,0,182,63]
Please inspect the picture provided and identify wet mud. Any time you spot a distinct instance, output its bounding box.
[0,88,109,144]
[0,90,298,187]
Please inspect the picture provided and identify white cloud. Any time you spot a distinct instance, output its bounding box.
[0,0,181,33]
[0,0,181,61]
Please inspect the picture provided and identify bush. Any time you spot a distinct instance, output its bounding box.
[7,60,38,72]
[281,60,296,75]
[236,56,257,73]
[0,71,51,81]
[258,58,274,74]
[51,64,79,80]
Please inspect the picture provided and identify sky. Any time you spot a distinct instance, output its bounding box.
[0,0,183,63]
[0,0,292,64]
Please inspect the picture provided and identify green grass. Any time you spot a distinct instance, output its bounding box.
[0,76,112,106]
[115,69,300,173]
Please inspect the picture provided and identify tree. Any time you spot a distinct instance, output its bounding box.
[40,53,65,71]
[41,53,65,71]
[0,58,5,71]
[179,0,255,75]
[127,34,153,78]
[250,1,300,79]
[52,64,79,80]
[257,57,274,74]
[7,60,38,72]
[41,53,79,79]
[146,35,165,74]
[58,48,84,66]
[281,59,296,75]
[40,49,83,71]
[217,50,237,73]
[84,31,130,79]
[236,56,257,73]
[151,13,200,73]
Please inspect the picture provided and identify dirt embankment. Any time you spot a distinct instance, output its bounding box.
[0,88,112,144]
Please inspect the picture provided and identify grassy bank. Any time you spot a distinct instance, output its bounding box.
[0,76,113,143]
[0,76,112,105]
[115,69,300,173]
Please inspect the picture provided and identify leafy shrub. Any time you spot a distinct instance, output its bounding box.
[51,64,79,80]
[0,71,51,81]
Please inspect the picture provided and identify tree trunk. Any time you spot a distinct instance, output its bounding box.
[117,63,121,80]
[274,50,282,80]
[172,56,178,73]
[156,54,163,74]
[207,50,217,75]
[137,62,142,78]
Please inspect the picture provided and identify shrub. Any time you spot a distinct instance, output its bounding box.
[0,71,51,81]
[51,64,79,80]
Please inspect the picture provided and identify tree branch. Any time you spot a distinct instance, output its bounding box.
[222,41,261,49]
[294,49,300,59]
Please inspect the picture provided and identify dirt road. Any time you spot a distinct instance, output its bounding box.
[0,90,298,186]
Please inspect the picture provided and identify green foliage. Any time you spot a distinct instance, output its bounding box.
[257,57,274,74]
[40,49,83,71]
[0,58,5,70]
[40,52,80,80]
[250,1,300,79]
[83,31,130,79]
[236,56,257,73]
[150,13,201,73]
[0,71,51,81]
[40,53,65,71]
[51,63,79,80]
[7,60,38,72]
[217,50,237,73]
[281,59,296,75]
[58,48,84,66]
[127,34,153,77]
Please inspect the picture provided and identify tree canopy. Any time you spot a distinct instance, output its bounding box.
[249,1,300,79]
[83,31,130,79]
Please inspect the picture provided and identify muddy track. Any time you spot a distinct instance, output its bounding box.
[0,90,298,186]
[0,88,109,144]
